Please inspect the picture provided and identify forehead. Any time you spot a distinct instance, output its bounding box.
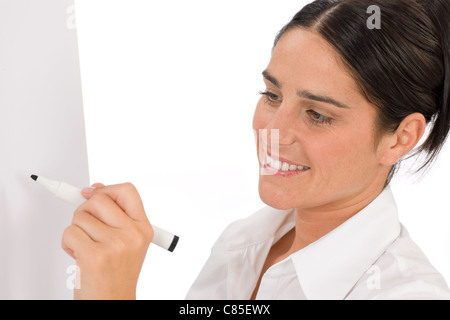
[268,28,362,99]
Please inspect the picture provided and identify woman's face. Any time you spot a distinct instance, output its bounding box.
[253,28,390,212]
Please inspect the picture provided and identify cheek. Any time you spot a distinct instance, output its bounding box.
[310,126,378,182]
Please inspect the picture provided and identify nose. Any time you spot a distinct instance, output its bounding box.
[255,110,297,160]
[264,102,297,147]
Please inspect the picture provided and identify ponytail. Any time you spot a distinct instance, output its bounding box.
[419,0,450,169]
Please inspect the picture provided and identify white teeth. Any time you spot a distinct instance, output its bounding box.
[273,160,282,170]
[265,154,310,171]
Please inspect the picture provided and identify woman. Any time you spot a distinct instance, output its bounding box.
[63,0,450,299]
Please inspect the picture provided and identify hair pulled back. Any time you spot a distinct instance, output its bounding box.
[275,0,450,183]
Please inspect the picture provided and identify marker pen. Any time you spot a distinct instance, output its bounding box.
[30,174,179,252]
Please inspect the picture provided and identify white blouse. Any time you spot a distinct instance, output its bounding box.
[186,186,450,300]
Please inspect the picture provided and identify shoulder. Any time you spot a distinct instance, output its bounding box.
[356,226,450,300]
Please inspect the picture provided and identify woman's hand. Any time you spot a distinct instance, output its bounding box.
[61,182,154,300]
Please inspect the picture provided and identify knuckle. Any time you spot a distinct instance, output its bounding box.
[76,200,90,213]
[123,224,152,251]
[122,182,137,193]
[143,224,154,244]
[63,224,78,238]
[125,227,144,248]
[71,209,87,224]
[61,224,80,248]
[132,233,147,249]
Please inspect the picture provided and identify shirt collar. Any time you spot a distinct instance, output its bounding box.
[223,206,295,299]
[291,186,401,299]
[223,206,296,252]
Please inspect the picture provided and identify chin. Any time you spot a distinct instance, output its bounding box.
[258,182,298,210]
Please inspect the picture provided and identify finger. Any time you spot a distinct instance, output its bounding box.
[62,224,95,260]
[91,183,105,188]
[72,209,114,243]
[78,192,130,228]
[89,183,147,222]
[81,182,105,200]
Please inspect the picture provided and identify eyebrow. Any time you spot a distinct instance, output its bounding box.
[262,70,351,109]
[297,90,350,109]
[262,70,282,88]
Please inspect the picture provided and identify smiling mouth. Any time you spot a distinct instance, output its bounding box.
[262,153,311,176]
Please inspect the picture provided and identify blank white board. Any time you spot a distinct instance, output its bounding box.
[0,0,89,299]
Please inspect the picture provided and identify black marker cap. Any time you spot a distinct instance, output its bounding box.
[168,235,179,252]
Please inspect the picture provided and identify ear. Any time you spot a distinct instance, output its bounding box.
[379,113,426,166]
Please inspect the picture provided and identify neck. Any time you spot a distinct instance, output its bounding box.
[288,184,386,254]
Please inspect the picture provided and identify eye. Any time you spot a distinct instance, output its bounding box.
[306,109,333,126]
[259,91,282,105]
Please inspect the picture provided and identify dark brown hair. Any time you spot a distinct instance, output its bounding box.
[275,0,450,184]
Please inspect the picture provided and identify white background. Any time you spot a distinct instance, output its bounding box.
[73,0,450,299]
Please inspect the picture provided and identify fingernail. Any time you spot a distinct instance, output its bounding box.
[82,187,96,194]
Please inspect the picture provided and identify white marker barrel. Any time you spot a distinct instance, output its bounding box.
[31,174,179,252]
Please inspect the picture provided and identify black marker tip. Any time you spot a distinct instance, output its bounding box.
[30,174,38,181]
